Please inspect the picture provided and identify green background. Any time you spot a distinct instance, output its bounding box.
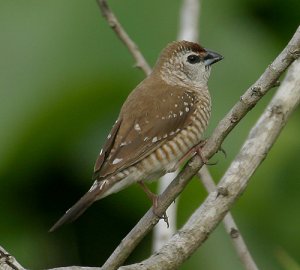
[0,0,299,269]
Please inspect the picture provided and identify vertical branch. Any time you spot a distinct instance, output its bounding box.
[178,0,200,41]
[153,171,178,252]
[199,166,259,270]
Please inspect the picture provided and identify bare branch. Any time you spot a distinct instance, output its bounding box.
[119,57,300,270]
[153,171,179,252]
[103,26,300,270]
[178,0,200,42]
[96,0,151,75]
[199,166,259,270]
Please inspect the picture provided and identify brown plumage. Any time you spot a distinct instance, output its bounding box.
[50,41,223,232]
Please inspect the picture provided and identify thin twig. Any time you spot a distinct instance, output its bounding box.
[119,58,300,270]
[103,26,300,270]
[96,0,151,75]
[199,166,259,270]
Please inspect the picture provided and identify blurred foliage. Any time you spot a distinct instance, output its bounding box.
[0,0,299,269]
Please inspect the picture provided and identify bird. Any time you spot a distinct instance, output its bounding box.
[50,40,223,232]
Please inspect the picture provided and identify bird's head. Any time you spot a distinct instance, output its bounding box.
[154,40,223,88]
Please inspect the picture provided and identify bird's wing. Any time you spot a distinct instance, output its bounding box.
[93,79,203,180]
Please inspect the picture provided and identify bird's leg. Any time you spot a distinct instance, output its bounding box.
[138,181,157,203]
[138,181,169,227]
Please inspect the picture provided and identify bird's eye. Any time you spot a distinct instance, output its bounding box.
[187,54,200,64]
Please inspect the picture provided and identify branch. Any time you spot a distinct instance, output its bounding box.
[119,58,300,269]
[178,0,200,42]
[103,26,300,270]
[199,166,259,270]
[96,0,151,75]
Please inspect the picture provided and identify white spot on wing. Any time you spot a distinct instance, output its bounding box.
[179,111,183,116]
[184,102,188,106]
[120,141,127,147]
[107,134,111,139]
[99,149,103,155]
[144,137,149,141]
[152,137,158,143]
[185,107,190,112]
[175,104,178,107]
[112,158,123,165]
[99,180,108,190]
[134,123,141,132]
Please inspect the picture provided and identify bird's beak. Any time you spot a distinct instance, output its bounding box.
[204,49,223,66]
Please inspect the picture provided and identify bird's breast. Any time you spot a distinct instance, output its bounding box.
[137,100,211,176]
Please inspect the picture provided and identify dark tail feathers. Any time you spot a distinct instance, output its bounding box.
[49,189,98,232]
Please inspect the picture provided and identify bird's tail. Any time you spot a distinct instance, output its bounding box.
[49,181,106,232]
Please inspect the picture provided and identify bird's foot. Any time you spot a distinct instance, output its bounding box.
[191,140,215,165]
[138,182,169,227]
[152,195,169,228]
